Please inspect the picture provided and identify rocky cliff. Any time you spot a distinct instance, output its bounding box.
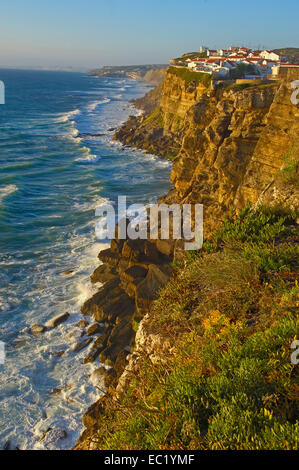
[75,67,298,449]
[116,67,298,232]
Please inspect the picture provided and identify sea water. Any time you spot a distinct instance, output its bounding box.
[0,69,171,449]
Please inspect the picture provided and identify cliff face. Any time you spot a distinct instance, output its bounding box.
[143,68,166,84]
[169,84,279,232]
[235,69,299,208]
[116,68,298,232]
[114,70,208,157]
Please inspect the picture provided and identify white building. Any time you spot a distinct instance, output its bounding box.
[207,49,218,57]
[260,50,281,61]
[218,49,231,57]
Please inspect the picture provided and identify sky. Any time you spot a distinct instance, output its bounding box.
[0,0,298,70]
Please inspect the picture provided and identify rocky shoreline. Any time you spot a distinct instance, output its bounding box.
[74,223,177,447]
[73,79,178,448]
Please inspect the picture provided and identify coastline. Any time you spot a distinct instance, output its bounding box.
[74,66,299,450]
[74,77,175,449]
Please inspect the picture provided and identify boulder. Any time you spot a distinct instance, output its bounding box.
[31,324,47,335]
[81,278,135,323]
[120,265,148,298]
[73,337,93,353]
[81,277,121,318]
[45,312,70,329]
[90,264,117,284]
[121,239,145,261]
[98,248,119,267]
[136,264,172,313]
[100,319,134,367]
[110,238,125,254]
[121,265,147,283]
[86,323,103,336]
[83,333,110,364]
[67,327,84,340]
[82,396,109,429]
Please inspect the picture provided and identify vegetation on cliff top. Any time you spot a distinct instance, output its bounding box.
[277,147,299,188]
[167,66,212,87]
[273,48,299,63]
[91,205,298,450]
[172,51,208,62]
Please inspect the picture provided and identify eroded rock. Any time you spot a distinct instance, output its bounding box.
[45,312,70,329]
[31,324,47,335]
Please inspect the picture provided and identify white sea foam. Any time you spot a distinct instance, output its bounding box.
[73,195,112,213]
[0,299,10,312]
[74,147,100,162]
[0,224,109,449]
[0,184,18,204]
[86,98,110,113]
[55,109,81,123]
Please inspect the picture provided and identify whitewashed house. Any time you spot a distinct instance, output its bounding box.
[260,50,281,61]
[218,49,231,57]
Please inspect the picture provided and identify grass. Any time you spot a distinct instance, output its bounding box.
[173,52,208,62]
[168,66,212,88]
[276,147,299,188]
[165,151,179,161]
[91,205,299,450]
[143,107,164,128]
[226,82,278,92]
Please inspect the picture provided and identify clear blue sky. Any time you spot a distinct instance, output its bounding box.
[1,0,298,69]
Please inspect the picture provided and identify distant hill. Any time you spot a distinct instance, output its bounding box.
[274,47,299,63]
[89,64,168,81]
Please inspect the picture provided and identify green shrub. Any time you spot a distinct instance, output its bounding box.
[242,242,299,274]
[143,107,164,128]
[165,151,179,161]
[168,66,212,87]
[91,203,299,451]
[203,205,297,253]
[276,147,299,188]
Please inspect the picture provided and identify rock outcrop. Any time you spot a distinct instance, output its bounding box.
[79,229,173,375]
[115,68,298,231]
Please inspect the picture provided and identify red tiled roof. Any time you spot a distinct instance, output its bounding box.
[229,55,248,59]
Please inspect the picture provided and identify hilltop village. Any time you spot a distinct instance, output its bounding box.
[170,45,299,79]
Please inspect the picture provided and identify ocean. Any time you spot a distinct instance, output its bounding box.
[0,69,172,449]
